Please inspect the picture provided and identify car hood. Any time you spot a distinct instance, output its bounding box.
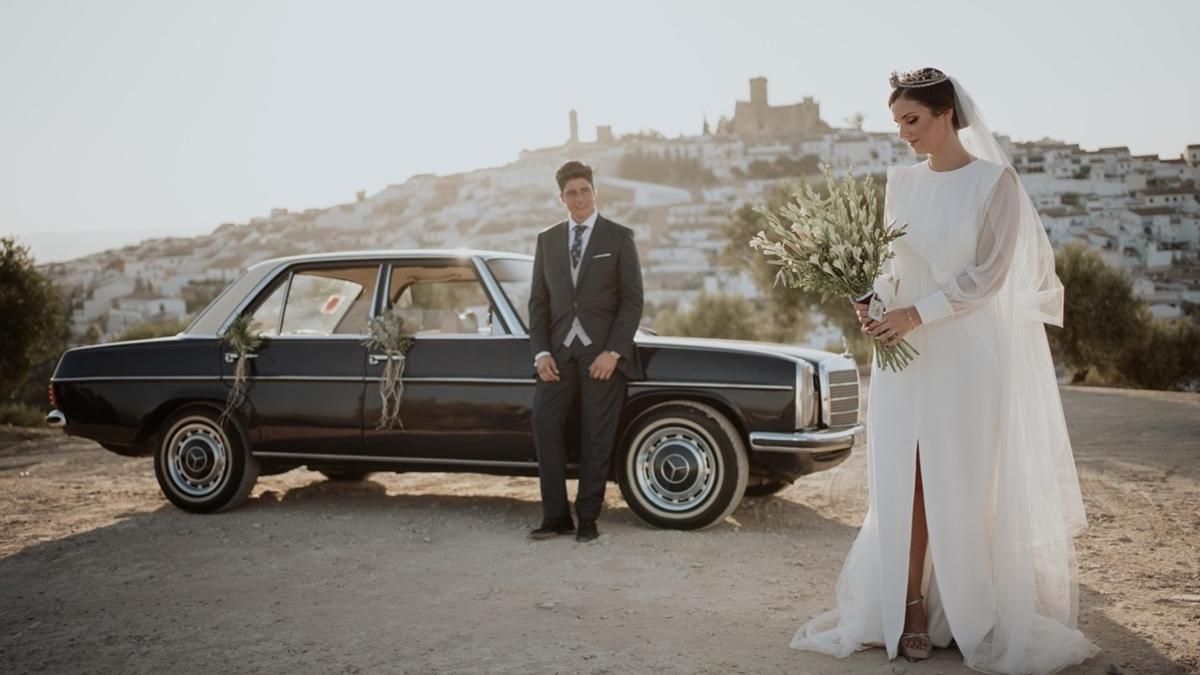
[634,334,844,366]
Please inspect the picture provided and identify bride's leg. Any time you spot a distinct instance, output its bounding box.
[904,447,929,639]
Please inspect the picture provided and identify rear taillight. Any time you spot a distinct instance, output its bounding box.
[48,381,58,408]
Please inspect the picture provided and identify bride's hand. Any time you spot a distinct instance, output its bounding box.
[852,301,871,330]
[867,306,921,347]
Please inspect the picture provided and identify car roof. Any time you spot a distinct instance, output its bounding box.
[248,248,532,270]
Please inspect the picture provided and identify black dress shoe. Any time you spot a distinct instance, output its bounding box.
[576,519,599,542]
[528,518,575,540]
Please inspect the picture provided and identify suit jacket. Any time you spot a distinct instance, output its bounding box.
[529,214,645,380]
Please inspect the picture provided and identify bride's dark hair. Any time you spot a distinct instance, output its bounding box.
[889,73,963,130]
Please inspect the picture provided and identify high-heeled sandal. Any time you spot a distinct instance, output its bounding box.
[900,597,932,661]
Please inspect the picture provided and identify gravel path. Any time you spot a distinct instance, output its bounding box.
[1,385,1197,674]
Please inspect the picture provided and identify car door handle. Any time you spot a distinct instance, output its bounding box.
[368,354,406,365]
[224,352,259,363]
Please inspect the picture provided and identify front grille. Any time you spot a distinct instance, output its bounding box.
[824,367,860,429]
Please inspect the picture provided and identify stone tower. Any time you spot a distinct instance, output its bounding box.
[749,77,768,108]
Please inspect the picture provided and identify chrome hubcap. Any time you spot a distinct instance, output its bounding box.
[634,425,718,512]
[166,421,229,498]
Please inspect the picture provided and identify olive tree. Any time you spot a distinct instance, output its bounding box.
[0,237,68,400]
[1047,244,1145,383]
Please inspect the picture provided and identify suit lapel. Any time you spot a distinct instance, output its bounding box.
[548,221,571,294]
[574,216,609,291]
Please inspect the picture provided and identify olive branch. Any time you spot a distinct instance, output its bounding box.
[749,164,918,371]
[363,309,415,429]
[219,314,263,425]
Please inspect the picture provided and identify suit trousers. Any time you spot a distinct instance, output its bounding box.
[531,348,627,522]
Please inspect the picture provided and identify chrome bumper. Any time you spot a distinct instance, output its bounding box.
[749,425,863,453]
[46,409,66,428]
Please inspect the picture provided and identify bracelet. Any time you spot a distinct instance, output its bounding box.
[907,308,916,330]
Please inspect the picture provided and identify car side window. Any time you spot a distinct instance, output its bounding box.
[246,280,286,336]
[386,264,498,335]
[269,265,378,336]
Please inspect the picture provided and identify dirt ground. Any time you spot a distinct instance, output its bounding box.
[1,384,1198,674]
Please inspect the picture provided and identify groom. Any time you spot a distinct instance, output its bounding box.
[528,160,644,543]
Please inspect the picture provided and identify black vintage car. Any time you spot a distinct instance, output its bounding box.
[47,250,861,529]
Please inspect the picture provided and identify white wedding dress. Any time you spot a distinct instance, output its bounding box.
[790,149,1100,673]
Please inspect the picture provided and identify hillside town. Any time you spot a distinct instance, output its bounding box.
[37,77,1200,344]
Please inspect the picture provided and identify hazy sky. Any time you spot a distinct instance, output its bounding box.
[2,0,1196,255]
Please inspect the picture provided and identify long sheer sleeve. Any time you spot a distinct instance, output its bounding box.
[872,168,901,307]
[913,167,1022,325]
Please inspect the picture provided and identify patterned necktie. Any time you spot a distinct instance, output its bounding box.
[570,224,586,268]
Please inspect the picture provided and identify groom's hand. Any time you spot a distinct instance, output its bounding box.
[588,352,619,381]
[536,355,560,382]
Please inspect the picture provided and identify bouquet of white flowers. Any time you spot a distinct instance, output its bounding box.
[749,165,917,372]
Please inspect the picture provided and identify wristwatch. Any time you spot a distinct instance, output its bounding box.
[607,350,621,360]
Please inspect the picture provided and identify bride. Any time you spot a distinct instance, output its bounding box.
[790,68,1100,674]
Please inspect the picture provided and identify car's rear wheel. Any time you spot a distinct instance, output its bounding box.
[744,480,790,497]
[153,403,258,514]
[319,469,371,481]
[616,401,748,530]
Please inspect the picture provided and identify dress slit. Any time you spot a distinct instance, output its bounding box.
[893,441,932,653]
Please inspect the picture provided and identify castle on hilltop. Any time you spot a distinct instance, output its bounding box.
[566,77,830,145]
[724,76,831,142]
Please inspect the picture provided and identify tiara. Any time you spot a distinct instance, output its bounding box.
[889,68,949,89]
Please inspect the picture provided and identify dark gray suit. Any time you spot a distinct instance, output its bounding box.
[529,214,644,522]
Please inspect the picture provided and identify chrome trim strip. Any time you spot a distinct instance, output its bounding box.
[252,333,527,342]
[748,426,862,453]
[254,451,555,469]
[49,374,538,385]
[795,360,816,429]
[632,338,814,367]
[385,377,534,385]
[369,262,385,324]
[52,375,222,383]
[472,256,525,337]
[248,376,364,383]
[379,260,394,319]
[628,380,792,391]
[275,269,295,335]
[46,410,66,428]
[259,334,370,340]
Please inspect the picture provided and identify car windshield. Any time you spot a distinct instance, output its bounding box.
[484,258,532,331]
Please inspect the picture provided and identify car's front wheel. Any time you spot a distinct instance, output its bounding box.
[616,401,748,530]
[153,403,259,514]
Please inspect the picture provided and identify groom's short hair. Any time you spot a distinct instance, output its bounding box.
[556,161,594,192]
